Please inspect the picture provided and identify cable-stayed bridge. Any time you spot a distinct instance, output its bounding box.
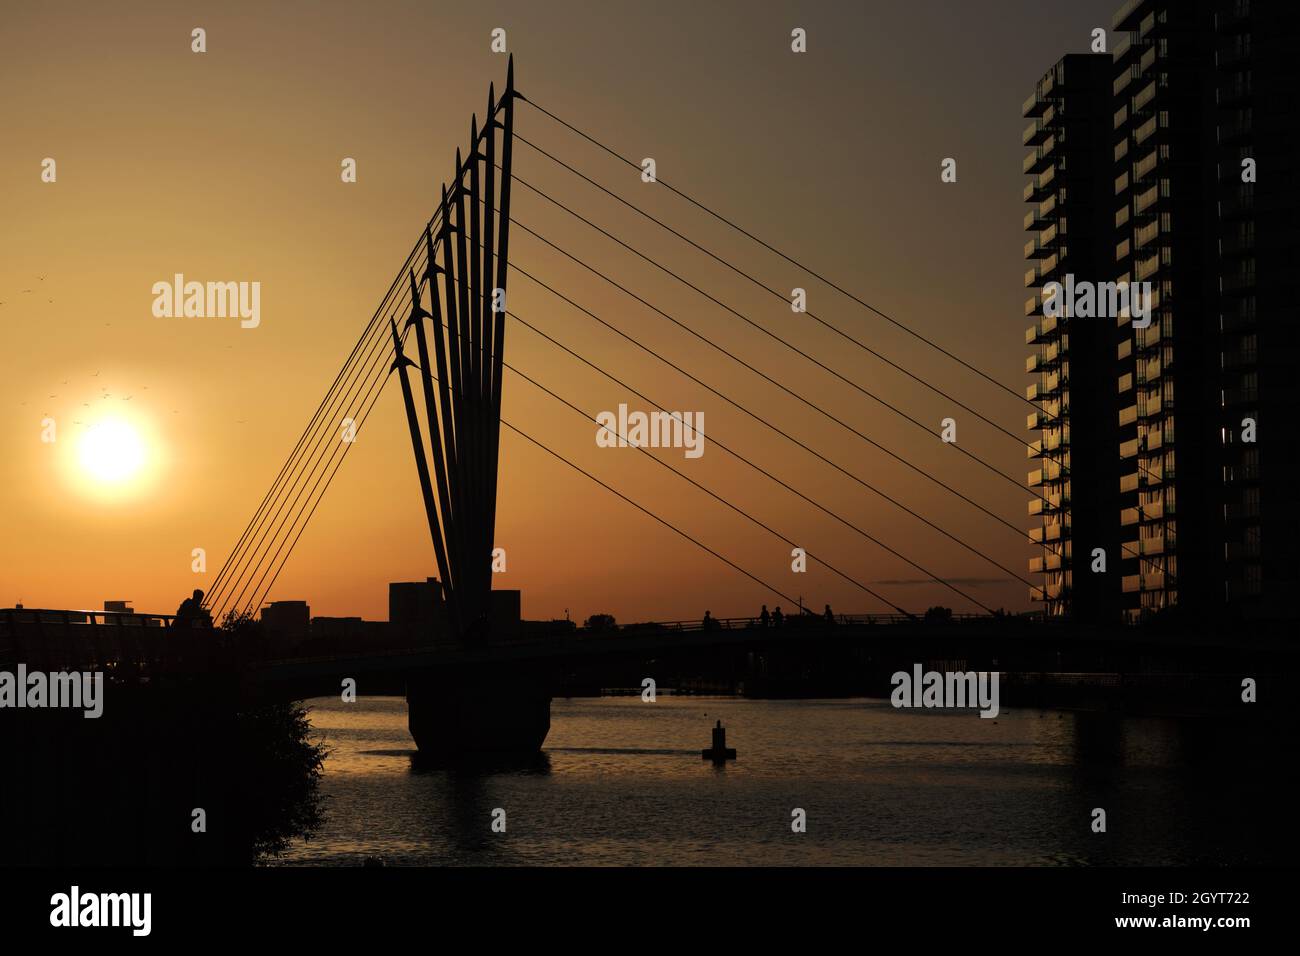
[5,60,1262,758]
[203,57,1080,631]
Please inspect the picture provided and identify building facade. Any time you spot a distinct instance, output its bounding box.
[1024,53,1122,623]
[1025,0,1298,622]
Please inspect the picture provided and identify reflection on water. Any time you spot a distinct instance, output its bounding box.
[277,695,1296,866]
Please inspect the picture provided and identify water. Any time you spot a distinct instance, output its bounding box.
[277,695,1293,866]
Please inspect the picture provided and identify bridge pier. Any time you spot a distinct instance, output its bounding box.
[406,669,550,760]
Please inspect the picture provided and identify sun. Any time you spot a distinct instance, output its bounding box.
[78,418,147,484]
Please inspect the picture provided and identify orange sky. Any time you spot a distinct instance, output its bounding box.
[0,0,1113,623]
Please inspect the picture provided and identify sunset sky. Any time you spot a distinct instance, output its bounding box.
[1,0,1116,623]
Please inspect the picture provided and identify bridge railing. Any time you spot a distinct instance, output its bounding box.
[0,607,197,628]
[608,612,1005,634]
[0,607,226,677]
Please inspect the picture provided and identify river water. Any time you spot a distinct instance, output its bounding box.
[278,694,1290,866]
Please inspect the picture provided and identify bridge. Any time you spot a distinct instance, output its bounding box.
[5,60,1289,757]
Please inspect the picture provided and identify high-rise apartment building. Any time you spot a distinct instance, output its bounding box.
[1023,54,1120,623]
[1025,0,1298,622]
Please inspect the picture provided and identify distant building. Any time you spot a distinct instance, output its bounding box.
[260,600,310,650]
[389,578,442,628]
[388,579,521,644]
[104,600,134,613]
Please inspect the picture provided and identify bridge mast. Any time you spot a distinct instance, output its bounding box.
[393,57,517,647]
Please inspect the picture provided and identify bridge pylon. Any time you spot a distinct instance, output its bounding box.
[394,57,517,651]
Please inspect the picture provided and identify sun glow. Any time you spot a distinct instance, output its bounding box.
[78,418,147,485]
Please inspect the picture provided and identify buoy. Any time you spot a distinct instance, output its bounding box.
[701,719,737,763]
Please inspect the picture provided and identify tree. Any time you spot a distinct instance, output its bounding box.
[583,613,618,632]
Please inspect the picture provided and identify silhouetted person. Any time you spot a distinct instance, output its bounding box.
[759,604,770,628]
[824,604,835,625]
[174,588,204,630]
[773,606,784,628]
[702,610,717,631]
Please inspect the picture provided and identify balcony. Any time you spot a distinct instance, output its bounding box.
[1133,148,1160,183]
[1139,10,1164,40]
[1134,219,1160,250]
[1221,233,1255,257]
[1142,570,1167,591]
[1120,438,1140,459]
[1120,472,1140,494]
[1140,535,1166,556]
[1027,165,1057,202]
[1023,118,1049,146]
[1134,183,1162,216]
[1224,384,1259,406]
[1134,114,1161,147]
[1216,0,1251,32]
[1039,252,1062,282]
[1122,574,1141,593]
[1218,38,1253,69]
[1222,346,1258,370]
[1027,411,1040,430]
[1114,64,1139,97]
[1023,73,1055,117]
[1139,44,1158,74]
[1133,79,1158,113]
[1121,506,1140,527]
[1030,583,1063,603]
[1221,191,1254,219]
[1222,301,1257,331]
[1218,116,1253,144]
[1135,251,1162,282]
[1222,269,1257,295]
[1217,73,1253,107]
[1027,314,1058,345]
[1227,541,1261,562]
